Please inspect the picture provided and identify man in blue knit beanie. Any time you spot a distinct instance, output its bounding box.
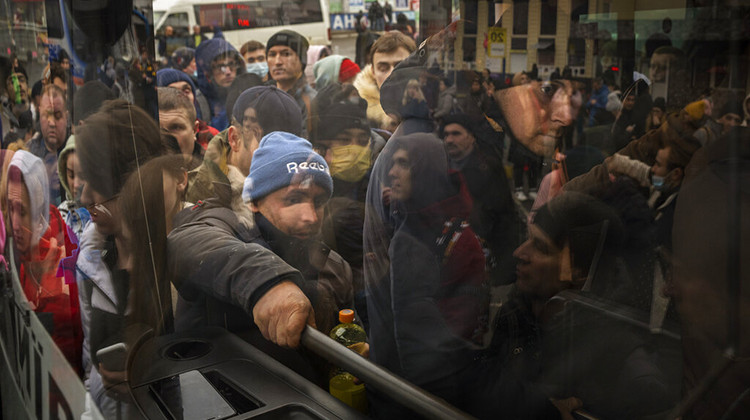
[168,130,352,381]
[244,131,333,238]
[243,131,353,345]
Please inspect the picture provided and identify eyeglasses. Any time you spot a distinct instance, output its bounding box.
[6,73,26,85]
[211,61,239,72]
[86,194,119,212]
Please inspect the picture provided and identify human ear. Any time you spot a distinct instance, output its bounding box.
[227,126,240,152]
[671,167,684,185]
[177,171,188,193]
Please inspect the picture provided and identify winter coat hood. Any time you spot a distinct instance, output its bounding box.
[194,36,245,104]
[57,135,76,202]
[10,150,49,245]
[305,45,332,85]
[313,54,345,90]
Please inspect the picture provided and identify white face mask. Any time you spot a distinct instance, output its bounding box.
[246,62,268,78]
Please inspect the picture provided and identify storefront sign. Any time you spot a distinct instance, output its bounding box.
[488,27,508,58]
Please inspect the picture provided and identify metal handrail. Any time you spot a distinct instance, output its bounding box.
[300,325,475,420]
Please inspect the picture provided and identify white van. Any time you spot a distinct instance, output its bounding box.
[153,0,330,56]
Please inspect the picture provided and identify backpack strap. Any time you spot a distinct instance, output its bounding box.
[435,217,469,264]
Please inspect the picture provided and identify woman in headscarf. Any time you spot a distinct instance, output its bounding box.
[7,150,82,372]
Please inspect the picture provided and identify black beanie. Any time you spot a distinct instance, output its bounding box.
[440,114,479,139]
[267,30,309,70]
[312,82,368,141]
[232,85,302,136]
[224,73,263,118]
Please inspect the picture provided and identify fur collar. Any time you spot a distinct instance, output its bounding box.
[354,65,394,130]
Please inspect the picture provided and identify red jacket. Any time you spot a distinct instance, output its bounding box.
[19,205,83,374]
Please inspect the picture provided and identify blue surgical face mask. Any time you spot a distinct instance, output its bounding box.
[246,62,268,78]
[651,175,665,190]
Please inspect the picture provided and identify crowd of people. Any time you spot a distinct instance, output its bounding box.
[0,18,748,420]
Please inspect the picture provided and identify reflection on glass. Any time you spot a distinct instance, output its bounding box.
[0,1,747,419]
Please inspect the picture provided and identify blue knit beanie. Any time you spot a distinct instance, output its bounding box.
[156,68,196,95]
[243,131,332,202]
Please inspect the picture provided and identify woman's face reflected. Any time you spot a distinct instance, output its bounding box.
[66,152,82,201]
[8,179,32,255]
[82,184,121,236]
[388,148,412,202]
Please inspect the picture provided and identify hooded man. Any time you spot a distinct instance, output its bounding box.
[266,30,317,136]
[194,36,246,130]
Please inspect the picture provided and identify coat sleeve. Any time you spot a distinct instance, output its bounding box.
[167,212,303,315]
[389,234,475,386]
[433,94,452,119]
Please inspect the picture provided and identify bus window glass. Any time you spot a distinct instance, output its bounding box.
[194,1,324,32]
[0,2,748,420]
[162,11,189,34]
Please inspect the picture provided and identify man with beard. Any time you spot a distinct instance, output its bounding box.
[243,132,353,343]
[169,130,352,385]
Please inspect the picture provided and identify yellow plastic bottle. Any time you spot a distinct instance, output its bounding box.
[329,309,368,413]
